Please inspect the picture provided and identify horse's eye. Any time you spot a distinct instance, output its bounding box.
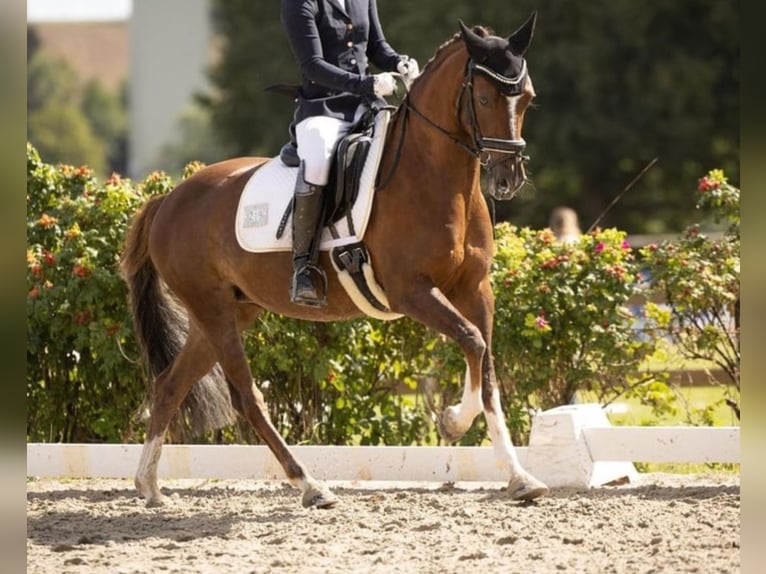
[478,94,489,107]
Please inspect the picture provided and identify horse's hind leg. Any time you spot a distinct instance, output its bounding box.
[136,326,219,506]
[190,296,338,509]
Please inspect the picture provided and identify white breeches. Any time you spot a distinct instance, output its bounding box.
[295,116,353,186]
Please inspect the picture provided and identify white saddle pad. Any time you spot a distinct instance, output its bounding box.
[235,110,391,253]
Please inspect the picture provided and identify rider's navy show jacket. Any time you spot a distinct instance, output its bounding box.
[281,0,402,122]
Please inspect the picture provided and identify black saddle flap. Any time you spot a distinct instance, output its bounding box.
[323,115,375,226]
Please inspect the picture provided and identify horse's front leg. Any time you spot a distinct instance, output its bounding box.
[391,281,487,433]
[394,277,548,500]
[437,361,483,442]
[451,276,549,500]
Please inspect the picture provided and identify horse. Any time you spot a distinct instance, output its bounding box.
[121,13,549,509]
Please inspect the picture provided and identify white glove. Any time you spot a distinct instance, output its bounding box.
[373,72,397,98]
[397,56,420,90]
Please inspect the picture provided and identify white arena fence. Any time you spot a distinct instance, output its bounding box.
[27,404,739,489]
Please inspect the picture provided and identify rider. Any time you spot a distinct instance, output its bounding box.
[281,0,419,307]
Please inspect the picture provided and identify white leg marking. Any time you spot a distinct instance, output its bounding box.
[443,363,483,435]
[485,388,550,499]
[485,389,523,475]
[135,435,165,506]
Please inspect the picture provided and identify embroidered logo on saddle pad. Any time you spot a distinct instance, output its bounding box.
[235,110,390,253]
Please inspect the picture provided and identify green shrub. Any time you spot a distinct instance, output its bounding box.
[490,224,663,442]
[640,170,740,420]
[234,316,434,446]
[26,144,149,441]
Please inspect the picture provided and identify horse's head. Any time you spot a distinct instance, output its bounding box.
[458,13,537,200]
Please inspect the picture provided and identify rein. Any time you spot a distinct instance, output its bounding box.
[378,57,530,194]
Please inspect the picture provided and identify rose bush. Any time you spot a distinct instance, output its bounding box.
[27,143,152,441]
[640,170,740,420]
[489,224,664,442]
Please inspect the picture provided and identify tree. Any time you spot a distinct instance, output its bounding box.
[155,102,230,177]
[497,0,739,233]
[27,53,79,114]
[28,104,107,175]
[81,80,129,174]
[201,2,296,157]
[26,38,129,176]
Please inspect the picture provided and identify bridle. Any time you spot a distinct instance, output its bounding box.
[391,57,531,199]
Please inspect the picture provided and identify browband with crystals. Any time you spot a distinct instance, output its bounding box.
[473,59,527,96]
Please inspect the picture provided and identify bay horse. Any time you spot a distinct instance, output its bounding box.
[121,13,549,508]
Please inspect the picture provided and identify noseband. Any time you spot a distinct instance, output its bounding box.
[457,59,529,163]
[400,57,530,184]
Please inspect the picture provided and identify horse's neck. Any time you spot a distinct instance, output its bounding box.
[409,51,467,146]
[400,50,480,193]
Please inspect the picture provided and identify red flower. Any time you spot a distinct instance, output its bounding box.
[42,250,56,266]
[73,264,90,278]
[594,242,605,254]
[38,213,58,228]
[621,240,631,250]
[30,264,43,279]
[75,166,93,178]
[106,172,122,186]
[74,310,91,325]
[28,286,40,299]
[697,176,720,193]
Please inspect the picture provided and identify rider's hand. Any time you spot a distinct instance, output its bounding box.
[373,72,397,98]
[397,56,420,90]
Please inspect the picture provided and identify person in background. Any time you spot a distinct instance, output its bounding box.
[281,0,419,307]
[549,206,581,244]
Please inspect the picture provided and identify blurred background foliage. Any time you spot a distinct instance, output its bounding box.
[26,27,129,178]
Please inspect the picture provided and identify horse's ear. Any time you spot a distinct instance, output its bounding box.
[459,20,490,61]
[507,11,537,56]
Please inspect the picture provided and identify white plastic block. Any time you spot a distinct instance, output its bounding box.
[525,403,638,489]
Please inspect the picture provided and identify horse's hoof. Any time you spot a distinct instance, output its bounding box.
[135,476,166,507]
[508,473,549,501]
[302,487,339,509]
[437,407,467,443]
[145,495,166,508]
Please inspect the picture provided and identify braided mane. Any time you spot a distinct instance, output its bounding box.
[410,25,494,90]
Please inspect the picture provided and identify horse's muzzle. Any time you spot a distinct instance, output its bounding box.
[487,152,529,201]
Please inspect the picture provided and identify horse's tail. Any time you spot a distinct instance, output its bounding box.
[121,195,235,437]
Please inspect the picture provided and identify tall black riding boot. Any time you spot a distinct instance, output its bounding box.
[290,163,327,307]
